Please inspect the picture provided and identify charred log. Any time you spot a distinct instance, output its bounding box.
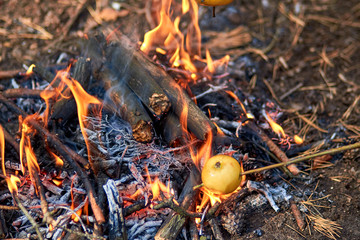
[108,35,216,140]
[104,77,153,143]
[105,43,171,119]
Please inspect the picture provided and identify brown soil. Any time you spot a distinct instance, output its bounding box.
[0,0,359,239]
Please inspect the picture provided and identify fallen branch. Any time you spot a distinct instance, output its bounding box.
[2,88,51,99]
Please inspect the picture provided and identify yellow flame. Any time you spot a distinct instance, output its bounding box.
[49,151,64,167]
[6,175,21,195]
[26,64,36,75]
[265,112,286,138]
[294,135,304,144]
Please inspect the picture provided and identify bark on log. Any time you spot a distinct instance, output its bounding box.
[109,35,216,140]
[106,43,171,119]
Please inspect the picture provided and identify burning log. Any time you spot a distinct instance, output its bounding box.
[109,35,216,140]
[105,43,171,119]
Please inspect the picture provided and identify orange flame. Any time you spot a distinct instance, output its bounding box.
[264,112,286,138]
[70,175,82,222]
[6,175,21,195]
[58,72,101,163]
[294,135,304,144]
[26,64,36,75]
[206,49,215,74]
[140,0,221,75]
[226,90,248,115]
[24,145,40,189]
[52,178,63,187]
[49,151,64,168]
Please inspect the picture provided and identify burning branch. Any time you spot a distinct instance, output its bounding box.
[0,93,106,225]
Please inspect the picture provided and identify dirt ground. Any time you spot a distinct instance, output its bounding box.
[0,0,359,239]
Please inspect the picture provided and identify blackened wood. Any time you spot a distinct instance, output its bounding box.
[110,36,215,140]
[104,76,153,143]
[155,166,201,240]
[51,57,91,122]
[33,65,56,86]
[162,112,185,147]
[106,43,171,119]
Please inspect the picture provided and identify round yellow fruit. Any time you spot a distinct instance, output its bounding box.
[195,0,234,7]
[201,154,242,194]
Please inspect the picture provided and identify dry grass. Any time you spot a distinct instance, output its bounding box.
[300,182,342,239]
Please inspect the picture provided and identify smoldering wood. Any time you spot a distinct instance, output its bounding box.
[155,165,201,240]
[109,35,216,140]
[51,57,92,122]
[106,43,171,119]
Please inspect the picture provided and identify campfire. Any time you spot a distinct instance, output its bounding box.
[0,0,359,239]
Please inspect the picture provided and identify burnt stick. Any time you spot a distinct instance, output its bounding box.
[106,42,171,119]
[162,112,185,147]
[103,72,154,143]
[2,89,51,99]
[0,69,22,80]
[247,121,300,175]
[155,165,201,240]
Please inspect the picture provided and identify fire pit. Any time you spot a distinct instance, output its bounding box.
[0,0,359,239]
